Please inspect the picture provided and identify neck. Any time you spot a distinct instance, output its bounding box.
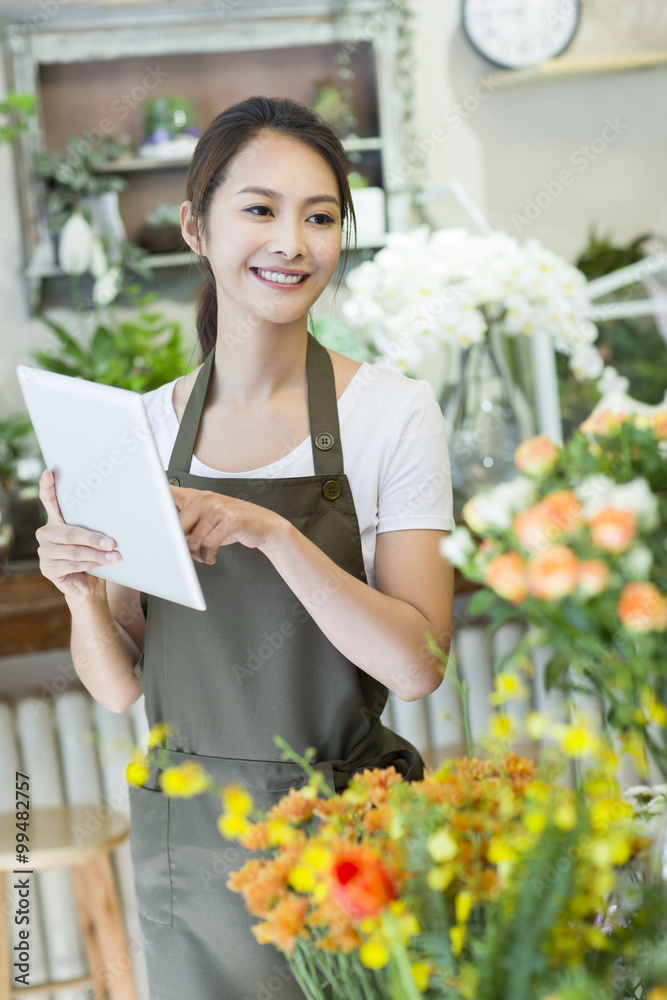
[211,312,310,406]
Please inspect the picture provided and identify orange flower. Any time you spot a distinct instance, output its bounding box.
[588,507,637,553]
[484,551,528,603]
[579,408,624,436]
[527,545,580,601]
[251,894,309,954]
[329,845,397,920]
[514,435,559,476]
[617,582,667,633]
[651,410,667,440]
[513,491,582,552]
[577,559,610,597]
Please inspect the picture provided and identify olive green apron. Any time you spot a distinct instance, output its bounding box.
[128,332,424,999]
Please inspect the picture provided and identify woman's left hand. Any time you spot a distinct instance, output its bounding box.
[170,486,283,563]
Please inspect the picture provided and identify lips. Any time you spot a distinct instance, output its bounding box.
[250,267,310,287]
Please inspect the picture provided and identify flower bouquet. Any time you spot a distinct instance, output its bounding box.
[441,408,667,779]
[340,225,600,381]
[127,725,667,1000]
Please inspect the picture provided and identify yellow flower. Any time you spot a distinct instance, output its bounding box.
[455,889,474,925]
[126,758,150,786]
[449,924,466,956]
[411,962,431,992]
[159,761,209,798]
[267,818,299,846]
[426,828,458,863]
[487,837,516,865]
[490,714,516,742]
[554,799,577,831]
[555,722,600,758]
[288,865,316,893]
[146,722,172,748]
[302,844,332,871]
[360,941,389,969]
[640,690,667,727]
[525,711,547,741]
[524,810,547,834]
[222,785,253,816]
[427,865,455,892]
[217,812,251,840]
[490,671,530,706]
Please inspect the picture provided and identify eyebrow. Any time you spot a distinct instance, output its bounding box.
[236,185,340,209]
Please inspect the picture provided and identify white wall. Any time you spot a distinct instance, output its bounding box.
[2,0,666,416]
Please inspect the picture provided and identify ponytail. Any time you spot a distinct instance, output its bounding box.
[194,257,218,359]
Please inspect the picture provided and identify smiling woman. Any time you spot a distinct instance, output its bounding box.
[35,95,455,1000]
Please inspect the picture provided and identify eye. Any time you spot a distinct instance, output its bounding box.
[244,206,335,224]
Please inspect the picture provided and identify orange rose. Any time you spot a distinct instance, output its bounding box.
[579,408,624,436]
[617,582,667,633]
[514,435,560,476]
[484,551,529,603]
[330,845,397,920]
[513,490,581,553]
[650,410,667,440]
[527,545,580,601]
[588,507,637,552]
[577,559,610,597]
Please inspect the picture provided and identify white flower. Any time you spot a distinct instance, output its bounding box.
[623,545,653,579]
[576,476,659,530]
[464,475,537,531]
[90,236,109,279]
[92,266,123,306]
[569,343,604,380]
[58,211,94,275]
[341,226,597,375]
[597,365,630,397]
[440,526,475,567]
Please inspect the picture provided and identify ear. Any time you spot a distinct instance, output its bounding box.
[180,201,205,256]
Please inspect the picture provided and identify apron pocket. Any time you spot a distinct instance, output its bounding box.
[128,781,173,926]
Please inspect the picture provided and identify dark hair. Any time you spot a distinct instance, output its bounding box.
[185,95,358,358]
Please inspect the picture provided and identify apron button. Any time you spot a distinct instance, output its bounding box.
[168,477,180,487]
[315,432,335,451]
[322,480,341,501]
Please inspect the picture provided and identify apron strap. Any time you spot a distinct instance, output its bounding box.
[167,333,345,475]
[306,332,344,477]
[168,346,216,471]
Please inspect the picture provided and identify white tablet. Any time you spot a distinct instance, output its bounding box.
[16,365,206,611]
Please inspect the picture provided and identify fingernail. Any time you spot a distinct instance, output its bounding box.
[104,550,120,561]
[99,537,114,549]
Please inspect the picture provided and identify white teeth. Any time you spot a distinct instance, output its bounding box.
[255,268,305,284]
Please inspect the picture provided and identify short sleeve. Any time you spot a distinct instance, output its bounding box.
[376,379,455,533]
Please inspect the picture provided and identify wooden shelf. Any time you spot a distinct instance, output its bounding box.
[91,137,383,174]
[24,235,390,280]
[488,48,667,88]
[93,156,193,173]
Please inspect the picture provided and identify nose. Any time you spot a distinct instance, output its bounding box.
[267,214,307,261]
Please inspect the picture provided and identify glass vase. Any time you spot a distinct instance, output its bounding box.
[443,328,534,499]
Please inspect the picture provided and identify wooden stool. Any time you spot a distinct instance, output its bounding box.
[0,806,138,1000]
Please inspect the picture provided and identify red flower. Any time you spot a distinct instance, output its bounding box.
[329,845,397,919]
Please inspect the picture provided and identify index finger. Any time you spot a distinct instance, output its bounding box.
[39,469,65,524]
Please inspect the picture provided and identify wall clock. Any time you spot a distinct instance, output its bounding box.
[461,0,581,70]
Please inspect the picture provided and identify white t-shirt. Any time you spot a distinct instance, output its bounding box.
[141,361,454,590]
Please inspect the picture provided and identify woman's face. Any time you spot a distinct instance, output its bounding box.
[185,133,343,328]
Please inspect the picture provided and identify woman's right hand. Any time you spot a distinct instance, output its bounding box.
[36,469,121,603]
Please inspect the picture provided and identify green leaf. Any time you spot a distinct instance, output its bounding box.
[467,588,500,617]
[544,651,569,690]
